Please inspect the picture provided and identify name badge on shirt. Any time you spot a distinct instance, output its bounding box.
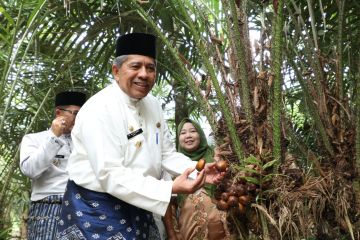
[127,128,143,140]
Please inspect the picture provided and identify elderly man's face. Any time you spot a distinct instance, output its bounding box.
[112,55,156,99]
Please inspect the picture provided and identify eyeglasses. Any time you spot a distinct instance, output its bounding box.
[59,108,79,116]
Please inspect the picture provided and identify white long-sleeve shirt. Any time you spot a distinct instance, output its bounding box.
[67,82,196,216]
[20,130,72,201]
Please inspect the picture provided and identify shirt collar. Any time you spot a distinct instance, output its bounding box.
[112,81,142,108]
[47,129,71,139]
[62,134,71,139]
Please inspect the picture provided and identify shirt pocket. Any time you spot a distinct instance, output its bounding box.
[124,133,147,167]
[52,155,66,169]
[52,147,68,170]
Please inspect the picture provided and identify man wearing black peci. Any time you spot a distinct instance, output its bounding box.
[20,91,86,240]
[57,33,225,239]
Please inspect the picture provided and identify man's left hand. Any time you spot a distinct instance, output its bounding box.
[204,162,227,184]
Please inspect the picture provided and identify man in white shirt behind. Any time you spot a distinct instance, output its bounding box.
[20,91,86,240]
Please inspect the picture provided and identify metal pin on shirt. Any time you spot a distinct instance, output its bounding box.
[135,141,142,149]
[53,159,60,167]
[156,122,160,144]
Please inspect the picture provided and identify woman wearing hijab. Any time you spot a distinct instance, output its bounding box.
[174,118,231,240]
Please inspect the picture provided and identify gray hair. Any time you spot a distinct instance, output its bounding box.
[112,55,157,68]
[113,55,129,67]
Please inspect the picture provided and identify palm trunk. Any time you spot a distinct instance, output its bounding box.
[355,55,360,233]
[223,0,254,128]
[336,0,345,128]
[271,0,285,166]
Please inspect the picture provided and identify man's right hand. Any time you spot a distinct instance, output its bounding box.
[51,117,66,137]
[171,166,206,194]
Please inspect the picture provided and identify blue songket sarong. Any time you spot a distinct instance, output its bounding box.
[27,195,63,240]
[56,180,160,240]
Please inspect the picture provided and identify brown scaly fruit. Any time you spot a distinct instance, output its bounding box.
[227,195,239,207]
[196,159,205,171]
[215,160,228,172]
[216,199,229,211]
[238,195,251,206]
[221,192,230,202]
[238,203,246,215]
